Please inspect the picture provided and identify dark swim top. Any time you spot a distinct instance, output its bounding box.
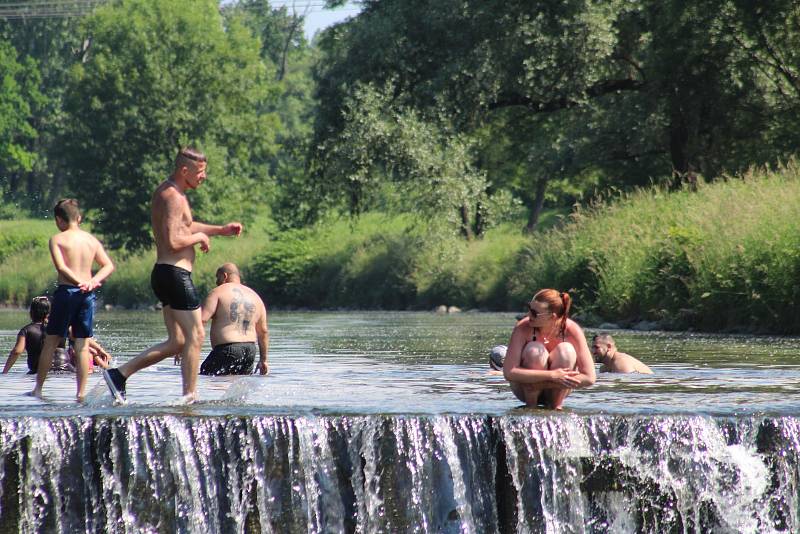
[19,322,45,372]
[18,322,68,373]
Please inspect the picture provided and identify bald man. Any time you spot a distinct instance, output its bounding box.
[591,333,653,374]
[199,263,269,375]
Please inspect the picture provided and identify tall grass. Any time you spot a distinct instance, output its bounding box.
[0,220,54,305]
[3,163,800,332]
[507,161,800,332]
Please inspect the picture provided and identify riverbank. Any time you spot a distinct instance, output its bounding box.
[2,162,799,333]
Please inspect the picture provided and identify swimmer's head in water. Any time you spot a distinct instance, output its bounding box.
[30,296,51,323]
[489,345,507,370]
[53,198,81,226]
[591,333,615,361]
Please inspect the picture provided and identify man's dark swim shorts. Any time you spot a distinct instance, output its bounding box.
[200,342,257,376]
[150,264,201,311]
[46,285,95,338]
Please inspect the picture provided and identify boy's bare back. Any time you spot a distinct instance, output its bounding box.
[50,229,105,285]
[48,199,114,292]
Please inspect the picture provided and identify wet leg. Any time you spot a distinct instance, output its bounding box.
[546,342,578,410]
[170,308,204,400]
[30,335,64,397]
[510,341,550,406]
[117,307,185,378]
[73,338,90,402]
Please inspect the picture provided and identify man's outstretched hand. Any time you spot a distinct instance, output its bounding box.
[222,223,243,237]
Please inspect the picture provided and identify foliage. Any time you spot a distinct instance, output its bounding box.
[507,161,800,333]
[223,1,320,230]
[248,214,422,308]
[0,220,49,264]
[0,37,42,195]
[312,0,800,231]
[62,0,281,250]
[0,16,85,213]
[313,82,491,238]
[0,219,54,305]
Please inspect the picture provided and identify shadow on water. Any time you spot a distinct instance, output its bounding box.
[1,311,800,531]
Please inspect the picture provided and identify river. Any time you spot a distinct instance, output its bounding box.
[1,310,798,532]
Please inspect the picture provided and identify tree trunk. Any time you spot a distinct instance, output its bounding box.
[669,106,690,189]
[474,202,484,237]
[525,178,548,233]
[459,203,474,240]
[277,12,304,82]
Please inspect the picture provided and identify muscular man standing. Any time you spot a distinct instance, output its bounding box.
[198,263,269,376]
[103,147,242,403]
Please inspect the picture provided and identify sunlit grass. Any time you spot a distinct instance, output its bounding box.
[4,162,800,332]
[508,160,800,332]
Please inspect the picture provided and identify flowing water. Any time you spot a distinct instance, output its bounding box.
[0,310,799,532]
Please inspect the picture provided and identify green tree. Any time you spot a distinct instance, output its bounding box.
[223,0,320,229]
[0,37,43,218]
[63,0,281,250]
[0,17,86,213]
[312,0,648,229]
[315,82,490,238]
[312,0,800,229]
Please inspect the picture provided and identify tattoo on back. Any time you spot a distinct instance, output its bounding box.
[229,288,256,334]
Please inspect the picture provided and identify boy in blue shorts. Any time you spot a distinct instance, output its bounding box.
[30,199,115,401]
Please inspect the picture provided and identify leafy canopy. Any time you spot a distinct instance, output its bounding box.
[64,0,281,250]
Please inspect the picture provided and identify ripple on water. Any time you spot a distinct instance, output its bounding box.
[1,310,799,417]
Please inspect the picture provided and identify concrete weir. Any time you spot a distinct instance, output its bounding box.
[1,414,798,532]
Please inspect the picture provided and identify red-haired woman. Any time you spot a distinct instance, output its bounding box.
[503,289,595,409]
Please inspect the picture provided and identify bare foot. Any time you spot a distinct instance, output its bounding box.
[26,389,42,399]
[177,392,198,405]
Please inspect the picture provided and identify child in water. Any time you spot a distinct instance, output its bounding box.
[2,296,112,375]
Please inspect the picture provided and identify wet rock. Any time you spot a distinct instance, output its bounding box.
[598,322,621,330]
[447,306,461,314]
[632,320,659,331]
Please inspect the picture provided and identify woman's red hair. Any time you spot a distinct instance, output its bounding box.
[532,289,572,338]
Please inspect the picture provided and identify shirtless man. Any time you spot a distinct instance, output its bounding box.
[591,333,654,374]
[30,199,115,401]
[102,147,242,403]
[197,263,269,376]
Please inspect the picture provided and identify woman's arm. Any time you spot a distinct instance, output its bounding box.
[502,320,562,385]
[2,335,26,373]
[567,320,596,387]
[88,338,111,369]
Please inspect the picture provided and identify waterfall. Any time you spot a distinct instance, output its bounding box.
[1,415,798,533]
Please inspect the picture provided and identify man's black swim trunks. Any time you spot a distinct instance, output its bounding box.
[150,264,201,311]
[200,342,257,376]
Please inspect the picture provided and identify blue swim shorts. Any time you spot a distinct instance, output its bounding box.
[45,285,95,338]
